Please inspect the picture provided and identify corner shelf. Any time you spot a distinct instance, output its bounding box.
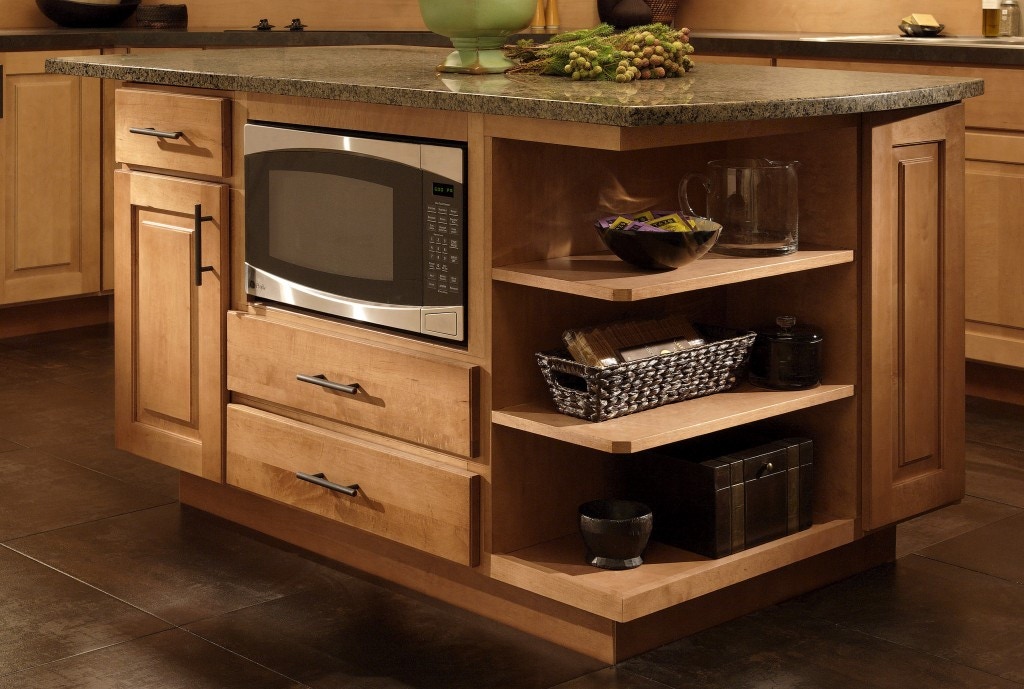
[491,384,855,454]
[492,248,855,301]
[488,518,857,622]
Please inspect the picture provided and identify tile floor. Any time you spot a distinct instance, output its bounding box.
[0,324,1022,688]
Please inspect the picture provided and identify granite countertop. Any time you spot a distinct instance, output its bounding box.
[689,30,1024,67]
[44,45,982,127]
[0,27,454,51]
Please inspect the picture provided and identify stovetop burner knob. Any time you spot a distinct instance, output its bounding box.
[254,18,274,30]
[288,18,307,31]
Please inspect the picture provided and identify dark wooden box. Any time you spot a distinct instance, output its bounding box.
[631,437,813,558]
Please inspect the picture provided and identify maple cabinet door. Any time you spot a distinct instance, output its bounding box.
[862,104,966,530]
[0,52,100,304]
[113,168,228,481]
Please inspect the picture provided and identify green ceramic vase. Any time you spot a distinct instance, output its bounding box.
[419,0,536,73]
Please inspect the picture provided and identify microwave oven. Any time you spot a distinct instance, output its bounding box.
[244,122,467,342]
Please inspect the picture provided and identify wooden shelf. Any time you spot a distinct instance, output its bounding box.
[491,384,855,454]
[489,519,857,622]
[492,248,855,301]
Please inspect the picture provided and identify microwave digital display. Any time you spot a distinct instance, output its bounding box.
[432,182,455,198]
[243,122,467,343]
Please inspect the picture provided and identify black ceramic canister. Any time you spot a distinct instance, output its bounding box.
[749,315,822,390]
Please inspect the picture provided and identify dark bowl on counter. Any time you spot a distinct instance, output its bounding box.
[596,213,721,271]
[36,0,140,28]
[898,21,945,37]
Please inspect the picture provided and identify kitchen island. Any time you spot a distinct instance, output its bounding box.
[47,46,981,662]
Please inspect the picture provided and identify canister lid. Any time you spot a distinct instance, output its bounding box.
[755,315,823,343]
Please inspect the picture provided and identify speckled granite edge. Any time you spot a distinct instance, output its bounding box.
[45,47,985,128]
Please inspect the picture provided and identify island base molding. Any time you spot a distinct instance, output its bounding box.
[180,474,895,663]
[0,294,112,339]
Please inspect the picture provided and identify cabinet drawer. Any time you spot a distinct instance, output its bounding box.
[226,404,479,565]
[115,88,230,177]
[227,313,478,457]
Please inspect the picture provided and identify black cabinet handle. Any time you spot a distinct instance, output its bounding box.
[296,373,359,395]
[129,126,183,140]
[193,204,214,287]
[296,472,359,496]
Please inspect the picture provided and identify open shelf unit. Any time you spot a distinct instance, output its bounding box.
[484,124,868,622]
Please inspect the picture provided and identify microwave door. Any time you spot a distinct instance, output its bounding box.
[245,148,425,307]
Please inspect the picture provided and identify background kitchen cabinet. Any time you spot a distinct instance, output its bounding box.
[774,58,1024,388]
[0,50,101,305]
[963,131,1024,370]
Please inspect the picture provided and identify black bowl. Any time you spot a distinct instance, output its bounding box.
[578,499,653,570]
[36,0,140,28]
[596,214,721,271]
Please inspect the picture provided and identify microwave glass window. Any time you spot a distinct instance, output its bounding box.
[268,170,395,281]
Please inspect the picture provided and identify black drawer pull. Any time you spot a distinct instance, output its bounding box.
[129,126,183,140]
[296,373,359,395]
[296,472,359,496]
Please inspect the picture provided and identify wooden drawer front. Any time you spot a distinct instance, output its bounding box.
[226,405,479,565]
[115,88,230,177]
[227,314,478,457]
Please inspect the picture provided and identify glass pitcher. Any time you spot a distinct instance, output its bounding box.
[679,158,800,256]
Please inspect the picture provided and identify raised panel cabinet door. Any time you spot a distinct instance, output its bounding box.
[0,51,101,304]
[862,104,967,530]
[113,168,228,481]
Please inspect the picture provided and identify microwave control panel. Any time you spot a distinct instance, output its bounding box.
[423,177,464,307]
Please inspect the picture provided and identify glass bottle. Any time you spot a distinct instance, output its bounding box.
[984,0,1002,36]
[999,0,1022,35]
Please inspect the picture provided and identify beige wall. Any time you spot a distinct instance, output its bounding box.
[677,0,980,37]
[3,0,985,41]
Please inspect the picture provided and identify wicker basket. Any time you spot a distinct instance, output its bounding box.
[645,0,679,25]
[536,325,755,422]
[135,4,188,29]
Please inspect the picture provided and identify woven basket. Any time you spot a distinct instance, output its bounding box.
[645,0,679,24]
[135,4,188,29]
[536,325,755,422]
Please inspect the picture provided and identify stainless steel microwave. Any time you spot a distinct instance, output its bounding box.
[244,122,466,342]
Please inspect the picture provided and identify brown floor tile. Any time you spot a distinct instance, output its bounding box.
[620,604,1022,689]
[185,580,605,689]
[0,448,175,541]
[918,511,1024,585]
[551,668,672,688]
[967,397,1024,451]
[966,441,1024,508]
[0,378,112,449]
[0,546,170,676]
[783,555,1024,684]
[0,437,21,453]
[895,495,1021,558]
[6,503,353,626]
[0,629,305,689]
[34,431,179,500]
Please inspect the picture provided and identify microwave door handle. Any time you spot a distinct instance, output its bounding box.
[194,204,215,286]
